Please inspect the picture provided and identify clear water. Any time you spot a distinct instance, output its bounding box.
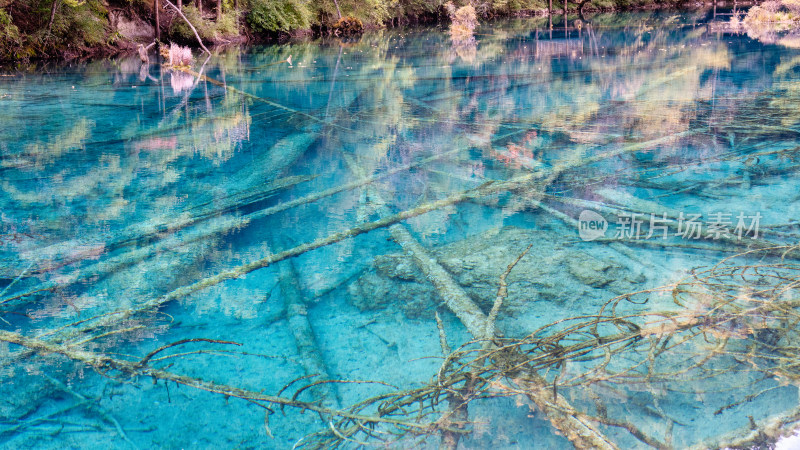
[1,9,800,449]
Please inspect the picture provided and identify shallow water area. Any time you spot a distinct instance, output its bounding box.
[1,8,800,449]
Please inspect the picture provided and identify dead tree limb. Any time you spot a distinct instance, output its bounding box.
[163,0,210,54]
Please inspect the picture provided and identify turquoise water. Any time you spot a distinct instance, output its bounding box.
[2,9,800,449]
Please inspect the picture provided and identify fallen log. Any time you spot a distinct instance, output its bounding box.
[34,130,699,347]
[342,150,618,449]
[36,173,536,344]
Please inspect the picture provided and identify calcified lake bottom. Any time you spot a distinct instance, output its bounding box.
[2,9,800,449]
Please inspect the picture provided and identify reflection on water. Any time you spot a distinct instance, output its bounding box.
[1,9,800,448]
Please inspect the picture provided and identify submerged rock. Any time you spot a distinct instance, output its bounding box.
[348,226,644,319]
[0,369,52,421]
[567,254,615,287]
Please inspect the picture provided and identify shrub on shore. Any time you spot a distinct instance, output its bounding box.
[733,0,800,47]
[170,5,240,43]
[246,0,313,33]
[743,0,800,24]
[0,8,24,58]
[0,0,727,61]
[446,2,478,41]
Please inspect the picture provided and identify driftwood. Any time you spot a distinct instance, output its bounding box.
[0,178,541,375]
[543,190,791,257]
[40,373,137,448]
[4,245,800,448]
[0,175,313,310]
[56,174,536,337]
[138,42,156,64]
[343,152,489,338]
[342,150,618,449]
[276,252,340,408]
[0,330,428,431]
[25,131,700,352]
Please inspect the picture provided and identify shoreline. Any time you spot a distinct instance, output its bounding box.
[0,1,756,63]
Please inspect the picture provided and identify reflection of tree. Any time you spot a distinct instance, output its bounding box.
[447,3,479,63]
[0,52,262,312]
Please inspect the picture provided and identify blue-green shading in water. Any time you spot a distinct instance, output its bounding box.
[1,8,800,449]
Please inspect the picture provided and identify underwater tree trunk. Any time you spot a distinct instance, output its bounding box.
[342,151,620,449]
[0,176,312,310]
[342,153,488,337]
[30,132,694,348]
[278,259,341,408]
[22,174,536,352]
[0,329,441,433]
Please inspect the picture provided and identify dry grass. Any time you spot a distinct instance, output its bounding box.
[166,43,193,67]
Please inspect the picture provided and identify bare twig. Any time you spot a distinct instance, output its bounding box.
[485,243,533,340]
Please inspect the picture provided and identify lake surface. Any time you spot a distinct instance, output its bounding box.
[1,9,800,449]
